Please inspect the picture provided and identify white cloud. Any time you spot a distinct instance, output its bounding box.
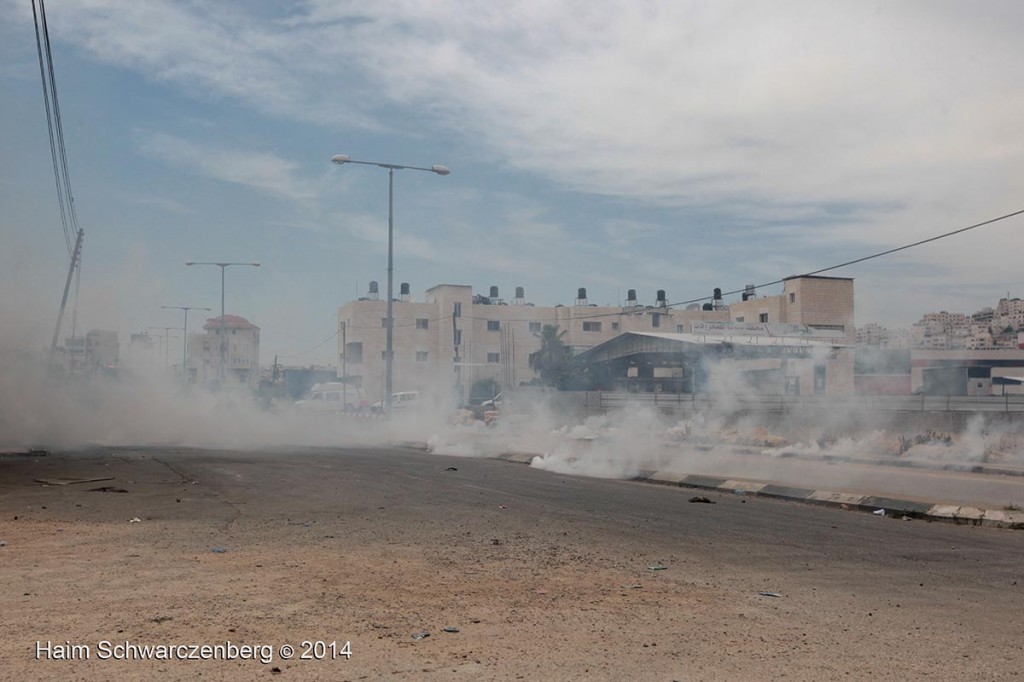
[137,131,317,203]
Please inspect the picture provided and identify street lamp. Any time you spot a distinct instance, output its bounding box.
[147,326,179,368]
[161,305,211,382]
[185,261,261,384]
[331,154,449,411]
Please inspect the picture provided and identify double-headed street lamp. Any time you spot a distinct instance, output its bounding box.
[330,154,450,411]
[161,305,211,382]
[185,261,261,383]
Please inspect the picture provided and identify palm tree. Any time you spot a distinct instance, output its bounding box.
[529,325,573,386]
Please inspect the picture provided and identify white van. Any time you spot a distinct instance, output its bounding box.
[296,382,368,413]
[370,391,421,413]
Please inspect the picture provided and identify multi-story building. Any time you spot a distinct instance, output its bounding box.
[337,276,856,402]
[59,329,119,373]
[186,315,260,387]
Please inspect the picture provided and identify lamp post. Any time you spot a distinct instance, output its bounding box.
[185,261,261,384]
[330,154,449,411]
[147,326,178,368]
[161,305,211,382]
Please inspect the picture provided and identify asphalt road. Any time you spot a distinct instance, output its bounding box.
[3,445,1024,680]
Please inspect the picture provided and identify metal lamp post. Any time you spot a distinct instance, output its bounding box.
[330,154,449,411]
[161,305,211,382]
[147,326,178,368]
[185,261,260,384]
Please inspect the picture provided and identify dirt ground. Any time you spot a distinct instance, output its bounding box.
[1,448,1022,681]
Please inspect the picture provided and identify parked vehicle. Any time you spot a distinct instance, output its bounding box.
[295,382,367,413]
[370,391,421,413]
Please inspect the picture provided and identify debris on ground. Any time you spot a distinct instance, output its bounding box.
[759,591,782,598]
[622,584,643,589]
[152,615,173,623]
[498,505,507,510]
[270,666,281,674]
[442,627,460,633]
[445,467,458,471]
[733,489,746,496]
[873,509,886,516]
[89,486,129,493]
[491,538,501,545]
[36,477,115,486]
[128,517,142,524]
[411,631,430,640]
[0,540,7,548]
[689,496,715,504]
[648,564,668,571]
[211,547,229,554]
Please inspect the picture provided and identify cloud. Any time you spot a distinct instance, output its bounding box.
[137,131,317,203]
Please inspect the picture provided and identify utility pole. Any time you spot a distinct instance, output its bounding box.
[340,321,347,384]
[49,228,84,367]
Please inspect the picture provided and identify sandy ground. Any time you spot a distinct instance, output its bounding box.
[1,448,1022,681]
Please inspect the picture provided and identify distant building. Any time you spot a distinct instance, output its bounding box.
[186,315,260,387]
[337,276,855,402]
[58,329,119,373]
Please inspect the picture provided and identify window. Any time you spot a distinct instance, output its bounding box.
[453,302,462,318]
[454,329,462,346]
[611,322,619,330]
[381,317,388,328]
[345,341,363,364]
[487,320,500,331]
[416,351,428,362]
[676,324,685,333]
[487,352,500,363]
[652,313,661,328]
[735,316,744,323]
[529,322,541,333]
[789,292,796,304]
[759,313,769,323]
[416,318,429,330]
[583,321,602,332]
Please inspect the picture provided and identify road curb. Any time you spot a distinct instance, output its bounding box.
[471,447,1024,530]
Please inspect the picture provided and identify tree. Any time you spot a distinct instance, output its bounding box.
[529,324,573,386]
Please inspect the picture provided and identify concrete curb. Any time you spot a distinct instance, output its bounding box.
[640,471,1023,529]
[418,440,1023,530]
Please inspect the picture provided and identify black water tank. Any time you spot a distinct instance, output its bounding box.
[627,289,637,301]
[400,282,410,296]
[702,303,713,311]
[742,292,750,301]
[713,287,722,300]
[656,289,666,302]
[490,285,499,298]
[515,286,525,299]
[368,281,378,294]
[578,287,587,300]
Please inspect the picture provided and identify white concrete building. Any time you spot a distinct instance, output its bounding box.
[337,277,856,403]
[186,315,260,388]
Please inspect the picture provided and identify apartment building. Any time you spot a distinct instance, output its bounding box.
[186,315,260,387]
[337,276,855,402]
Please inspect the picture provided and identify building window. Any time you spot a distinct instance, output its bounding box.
[345,341,363,364]
[736,316,744,323]
[789,293,796,304]
[416,351,428,362]
[529,322,541,333]
[487,352,500,363]
[487,320,500,331]
[676,324,685,333]
[759,313,769,323]
[583,321,602,332]
[453,302,462,318]
[454,329,462,346]
[652,313,661,328]
[612,322,619,330]
[381,317,388,328]
[416,318,429,330]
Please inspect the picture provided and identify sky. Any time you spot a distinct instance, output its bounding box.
[1,0,1023,367]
